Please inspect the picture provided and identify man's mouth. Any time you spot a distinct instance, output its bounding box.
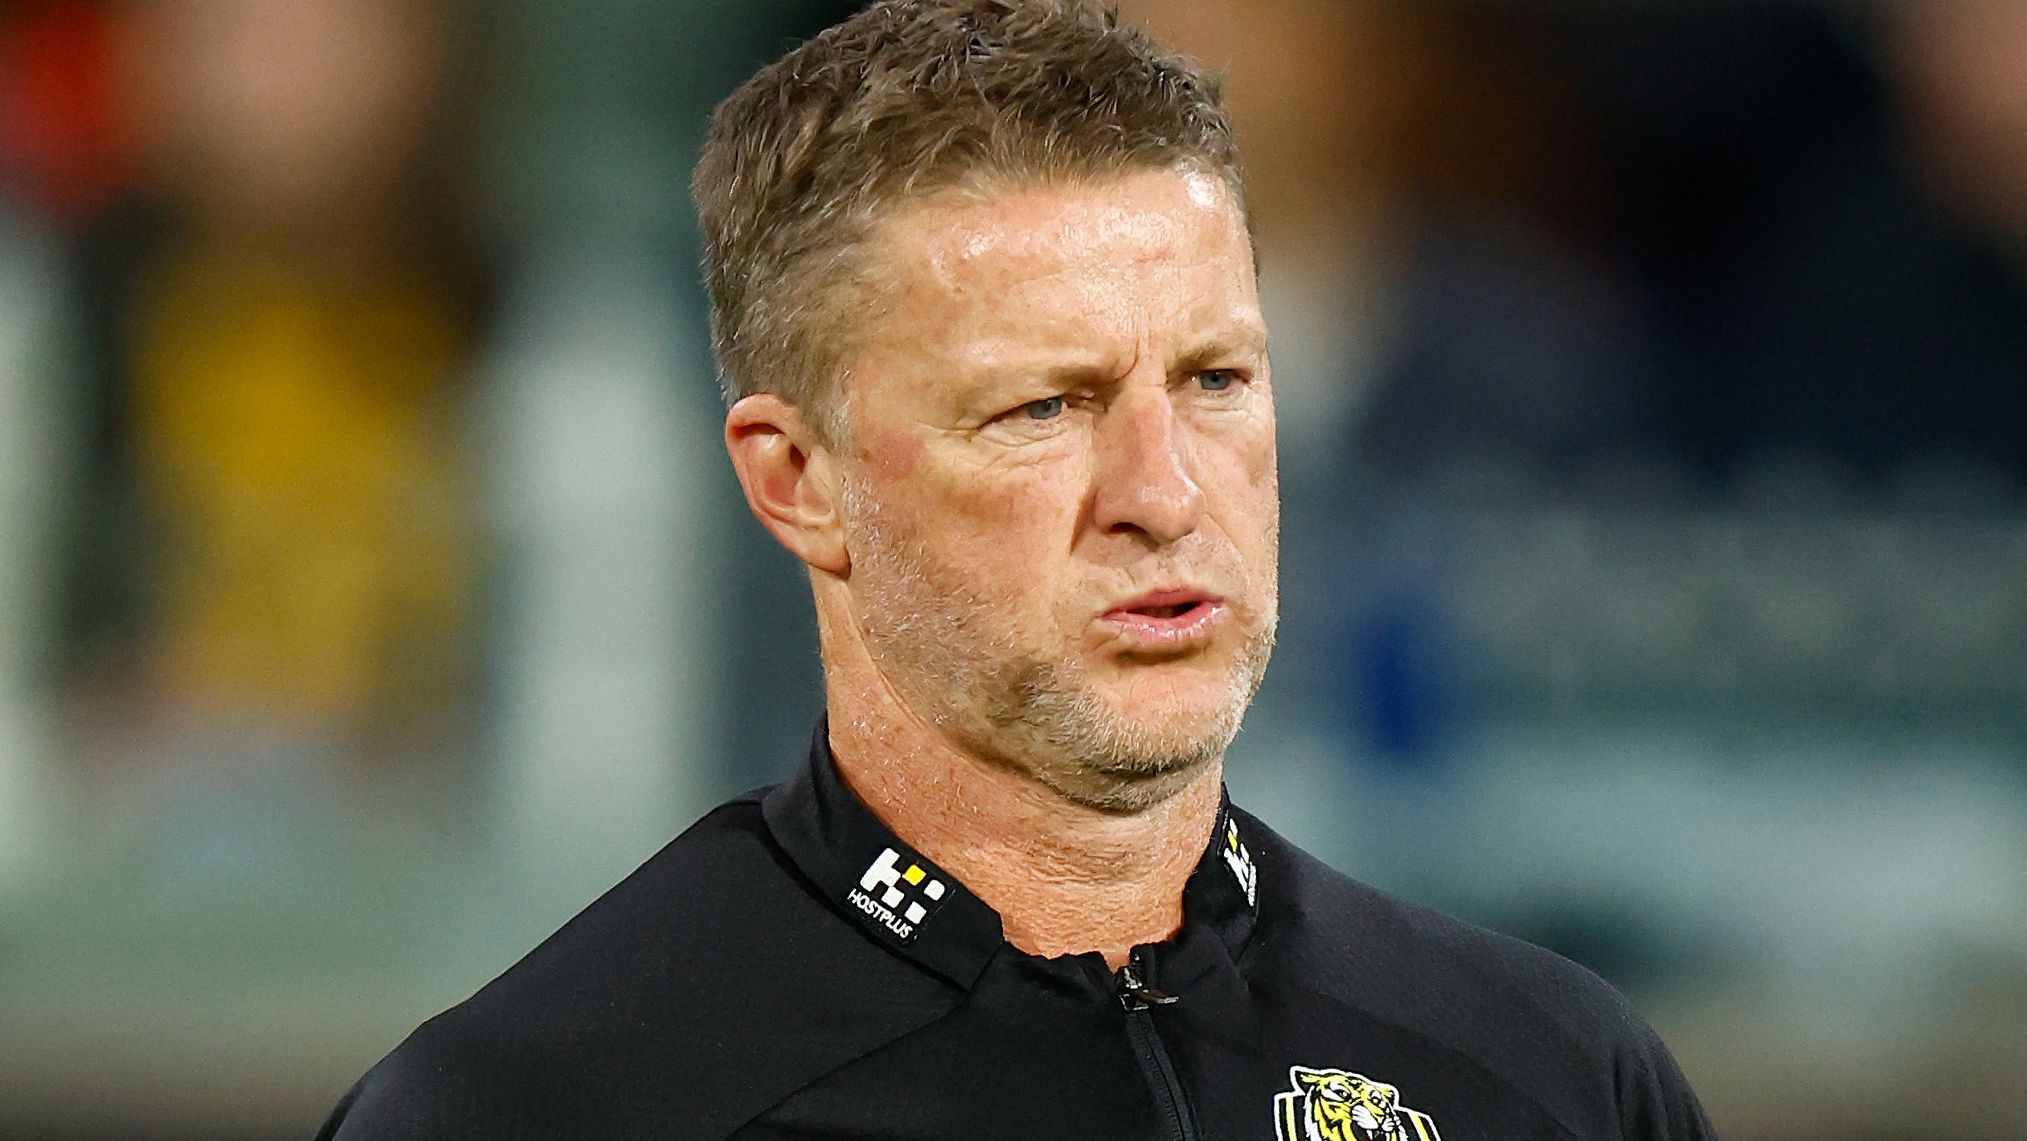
[1110,587,1220,616]
[1132,601,1205,620]
[1100,588,1227,648]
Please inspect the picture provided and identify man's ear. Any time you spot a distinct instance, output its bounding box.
[724,394,850,576]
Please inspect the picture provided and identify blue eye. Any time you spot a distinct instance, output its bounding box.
[1024,396,1066,420]
[1198,370,1238,392]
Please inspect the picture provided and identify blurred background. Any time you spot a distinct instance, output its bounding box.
[0,0,2023,1136]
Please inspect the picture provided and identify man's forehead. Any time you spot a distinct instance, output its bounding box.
[876,168,1249,285]
[839,167,1265,408]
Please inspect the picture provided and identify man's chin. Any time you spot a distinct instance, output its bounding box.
[949,636,1270,811]
[1096,666,1254,733]
[1039,746,1220,815]
[1046,696,1243,806]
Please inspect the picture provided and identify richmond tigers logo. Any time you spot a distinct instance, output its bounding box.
[1272,1066,1442,1141]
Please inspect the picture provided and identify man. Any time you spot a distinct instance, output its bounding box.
[320,2,1714,1137]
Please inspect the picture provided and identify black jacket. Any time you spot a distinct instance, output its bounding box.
[319,729,1715,1139]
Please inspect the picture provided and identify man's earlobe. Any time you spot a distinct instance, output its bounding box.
[725,394,851,576]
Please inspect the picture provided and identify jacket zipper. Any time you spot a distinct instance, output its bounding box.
[1115,953,1200,1141]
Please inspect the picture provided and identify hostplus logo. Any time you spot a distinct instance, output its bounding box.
[847,847,949,942]
[1222,815,1258,907]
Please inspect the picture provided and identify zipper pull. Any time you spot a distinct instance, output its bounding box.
[1115,961,1180,1012]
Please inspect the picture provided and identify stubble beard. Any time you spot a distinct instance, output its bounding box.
[842,478,1277,814]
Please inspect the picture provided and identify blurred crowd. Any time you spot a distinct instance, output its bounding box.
[2,0,485,846]
[2,1,2025,1137]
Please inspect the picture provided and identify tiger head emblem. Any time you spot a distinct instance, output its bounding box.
[1273,1066,1440,1141]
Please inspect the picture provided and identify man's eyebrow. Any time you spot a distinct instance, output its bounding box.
[945,356,1122,417]
[968,355,1126,393]
[959,321,1268,399]
[1172,325,1269,374]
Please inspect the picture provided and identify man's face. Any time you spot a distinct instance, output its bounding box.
[835,168,1278,811]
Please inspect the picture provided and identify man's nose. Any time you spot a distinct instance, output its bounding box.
[1090,388,1205,546]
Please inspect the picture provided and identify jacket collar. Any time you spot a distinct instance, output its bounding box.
[762,720,1260,990]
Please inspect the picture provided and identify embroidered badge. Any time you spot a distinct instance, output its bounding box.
[1272,1066,1442,1141]
[846,847,949,942]
[1221,814,1258,907]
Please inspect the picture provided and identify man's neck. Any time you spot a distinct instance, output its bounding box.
[824,670,1223,971]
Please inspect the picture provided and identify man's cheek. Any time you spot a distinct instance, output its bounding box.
[1195,420,1274,485]
[948,466,1073,529]
[1242,425,1277,488]
[1204,448,1275,519]
[860,428,926,482]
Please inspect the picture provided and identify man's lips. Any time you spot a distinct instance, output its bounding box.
[1098,588,1227,648]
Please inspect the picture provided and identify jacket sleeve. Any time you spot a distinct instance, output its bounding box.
[1616,1016,1718,1141]
[313,1022,529,1141]
[311,1082,357,1141]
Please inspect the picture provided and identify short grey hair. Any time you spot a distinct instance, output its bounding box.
[692,0,1243,439]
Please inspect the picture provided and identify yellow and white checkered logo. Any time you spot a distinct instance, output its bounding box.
[846,847,949,941]
[1222,816,1258,907]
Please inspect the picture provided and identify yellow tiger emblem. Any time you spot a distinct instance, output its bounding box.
[1273,1066,1442,1141]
